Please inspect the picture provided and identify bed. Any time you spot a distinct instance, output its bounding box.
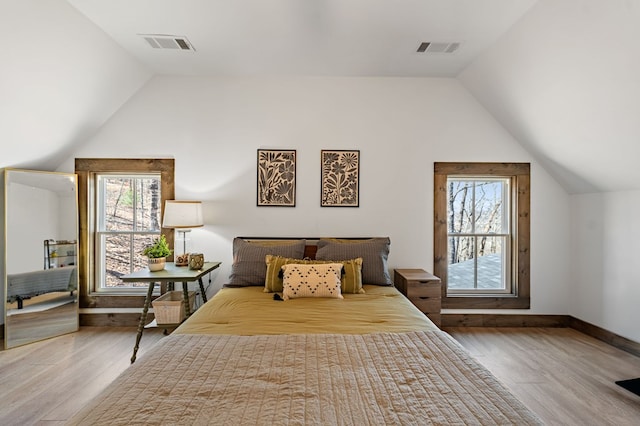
[68,238,541,425]
[7,266,77,309]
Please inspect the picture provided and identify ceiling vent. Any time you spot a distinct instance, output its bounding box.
[139,34,195,51]
[416,41,461,54]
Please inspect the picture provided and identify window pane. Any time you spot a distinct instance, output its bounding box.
[102,177,135,231]
[100,176,161,232]
[103,234,132,288]
[474,180,505,234]
[135,178,161,232]
[447,180,474,234]
[102,233,156,288]
[448,236,475,290]
[476,236,506,290]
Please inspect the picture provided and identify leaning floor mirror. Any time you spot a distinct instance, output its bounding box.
[1,169,79,349]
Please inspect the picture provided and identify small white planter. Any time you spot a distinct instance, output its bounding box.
[148,257,166,272]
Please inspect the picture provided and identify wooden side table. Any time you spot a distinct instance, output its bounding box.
[121,261,221,363]
[394,269,442,327]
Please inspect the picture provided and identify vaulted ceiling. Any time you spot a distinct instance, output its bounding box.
[3,0,639,193]
[459,0,640,193]
[65,0,537,77]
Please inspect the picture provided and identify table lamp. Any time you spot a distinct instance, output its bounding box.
[162,200,203,266]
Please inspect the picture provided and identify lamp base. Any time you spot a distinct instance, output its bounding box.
[175,229,191,266]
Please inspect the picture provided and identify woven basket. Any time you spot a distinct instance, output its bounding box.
[152,290,195,325]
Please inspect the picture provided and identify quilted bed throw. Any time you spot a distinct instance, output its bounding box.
[69,331,542,425]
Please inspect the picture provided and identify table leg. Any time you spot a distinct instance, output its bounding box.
[198,278,208,303]
[131,281,155,364]
[182,282,191,317]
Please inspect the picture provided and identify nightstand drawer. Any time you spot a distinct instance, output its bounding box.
[409,296,438,312]
[406,282,440,299]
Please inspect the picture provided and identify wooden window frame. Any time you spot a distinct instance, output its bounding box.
[75,159,175,308]
[434,162,530,309]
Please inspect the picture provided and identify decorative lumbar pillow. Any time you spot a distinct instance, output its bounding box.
[227,238,306,286]
[316,238,392,285]
[281,263,344,300]
[264,255,364,294]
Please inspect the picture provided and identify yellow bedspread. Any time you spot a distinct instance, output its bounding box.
[175,285,438,335]
[69,284,543,425]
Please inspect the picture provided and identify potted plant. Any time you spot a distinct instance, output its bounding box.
[142,234,172,271]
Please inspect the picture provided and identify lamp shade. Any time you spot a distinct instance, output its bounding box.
[162,200,204,229]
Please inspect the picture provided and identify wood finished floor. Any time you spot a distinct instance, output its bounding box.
[0,326,165,426]
[0,326,638,425]
[445,327,640,426]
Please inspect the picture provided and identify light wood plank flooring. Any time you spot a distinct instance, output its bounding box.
[0,326,165,425]
[445,327,640,426]
[0,326,638,425]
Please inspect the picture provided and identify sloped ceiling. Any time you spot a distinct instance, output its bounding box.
[65,0,537,77]
[3,0,637,194]
[0,0,151,172]
[459,0,640,193]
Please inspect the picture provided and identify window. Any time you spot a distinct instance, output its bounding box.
[76,159,175,299]
[447,177,511,294]
[96,174,161,291]
[434,163,530,309]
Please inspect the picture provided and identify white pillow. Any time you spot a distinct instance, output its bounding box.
[281,263,344,300]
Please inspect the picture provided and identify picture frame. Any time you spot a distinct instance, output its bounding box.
[321,150,360,207]
[257,149,296,207]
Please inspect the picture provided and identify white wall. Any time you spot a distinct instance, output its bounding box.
[64,75,570,314]
[571,191,640,342]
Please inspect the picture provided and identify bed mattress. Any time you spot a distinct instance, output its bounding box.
[175,285,439,336]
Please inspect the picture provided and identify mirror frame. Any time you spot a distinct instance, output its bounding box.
[1,168,79,349]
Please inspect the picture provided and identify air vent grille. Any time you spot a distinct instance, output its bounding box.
[416,41,461,54]
[139,34,195,51]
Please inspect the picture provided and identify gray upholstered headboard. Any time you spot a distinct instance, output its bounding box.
[237,237,374,260]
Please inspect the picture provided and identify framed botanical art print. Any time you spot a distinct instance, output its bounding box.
[257,149,296,207]
[321,150,360,207]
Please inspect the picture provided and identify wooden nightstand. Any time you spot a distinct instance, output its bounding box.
[394,269,442,327]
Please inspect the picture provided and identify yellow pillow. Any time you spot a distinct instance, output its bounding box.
[281,263,343,300]
[265,255,364,294]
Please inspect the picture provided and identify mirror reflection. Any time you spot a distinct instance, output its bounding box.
[2,169,79,349]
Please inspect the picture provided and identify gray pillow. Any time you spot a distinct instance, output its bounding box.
[227,238,306,286]
[316,237,392,285]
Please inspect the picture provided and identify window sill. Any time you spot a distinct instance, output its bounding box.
[81,293,152,309]
[443,296,530,309]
